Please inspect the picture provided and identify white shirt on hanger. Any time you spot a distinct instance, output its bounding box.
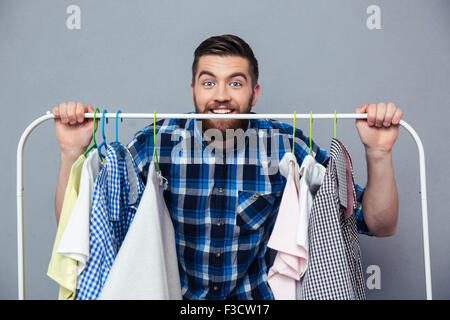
[296,154,326,252]
[57,148,103,276]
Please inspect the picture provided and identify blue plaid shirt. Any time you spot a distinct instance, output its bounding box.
[76,143,144,300]
[127,116,370,300]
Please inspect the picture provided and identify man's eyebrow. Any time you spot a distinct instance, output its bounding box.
[197,71,216,80]
[228,72,247,81]
[197,71,248,81]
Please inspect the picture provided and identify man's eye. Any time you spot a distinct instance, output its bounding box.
[203,81,214,87]
[230,82,241,87]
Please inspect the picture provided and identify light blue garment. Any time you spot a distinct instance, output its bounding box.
[76,143,144,300]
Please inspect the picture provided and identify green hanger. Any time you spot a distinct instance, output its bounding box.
[83,107,102,161]
[152,111,161,175]
[334,110,337,139]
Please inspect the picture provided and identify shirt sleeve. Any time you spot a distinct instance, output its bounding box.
[354,184,373,236]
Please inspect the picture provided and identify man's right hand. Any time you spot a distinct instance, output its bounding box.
[52,101,95,159]
[52,101,95,224]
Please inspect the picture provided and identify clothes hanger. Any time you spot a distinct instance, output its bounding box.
[334,109,337,139]
[152,111,160,172]
[97,109,108,159]
[115,110,123,152]
[152,111,167,186]
[292,110,296,154]
[83,107,102,160]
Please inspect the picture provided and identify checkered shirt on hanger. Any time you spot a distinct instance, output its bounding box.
[76,143,144,300]
[297,138,367,300]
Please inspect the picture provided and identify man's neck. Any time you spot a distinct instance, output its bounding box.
[199,119,250,150]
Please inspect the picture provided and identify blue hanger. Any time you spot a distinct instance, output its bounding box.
[98,109,108,159]
[115,110,123,151]
[292,110,296,154]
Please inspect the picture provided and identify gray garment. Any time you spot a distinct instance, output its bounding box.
[99,164,182,300]
[297,138,366,300]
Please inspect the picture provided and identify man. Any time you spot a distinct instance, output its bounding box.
[52,34,402,299]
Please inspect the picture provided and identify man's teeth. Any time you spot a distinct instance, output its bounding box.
[212,109,232,114]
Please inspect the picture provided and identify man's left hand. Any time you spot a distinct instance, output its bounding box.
[355,102,403,153]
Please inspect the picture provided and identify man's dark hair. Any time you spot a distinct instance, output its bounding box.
[192,34,259,88]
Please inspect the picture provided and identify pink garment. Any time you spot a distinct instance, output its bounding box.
[267,154,307,300]
[343,144,355,220]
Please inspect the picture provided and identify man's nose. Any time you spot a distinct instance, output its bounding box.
[214,83,231,102]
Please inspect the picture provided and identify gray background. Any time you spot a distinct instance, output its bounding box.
[1,0,449,300]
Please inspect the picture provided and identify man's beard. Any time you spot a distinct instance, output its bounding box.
[193,92,254,136]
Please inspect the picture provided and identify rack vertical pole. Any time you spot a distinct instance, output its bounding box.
[17,113,54,300]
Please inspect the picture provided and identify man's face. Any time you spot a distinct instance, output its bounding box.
[191,55,260,134]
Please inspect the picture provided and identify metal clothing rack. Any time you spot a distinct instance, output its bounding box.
[16,112,432,300]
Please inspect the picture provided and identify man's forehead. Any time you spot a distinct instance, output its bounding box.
[197,55,250,78]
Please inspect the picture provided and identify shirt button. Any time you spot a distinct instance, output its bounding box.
[217,220,222,226]
[213,286,219,291]
[216,253,221,258]
[217,187,223,193]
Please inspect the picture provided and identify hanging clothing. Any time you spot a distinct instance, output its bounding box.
[339,140,356,220]
[99,163,181,300]
[47,155,85,300]
[76,143,144,300]
[337,139,366,296]
[57,148,102,280]
[298,138,366,300]
[296,154,326,258]
[267,155,303,300]
[267,153,325,300]
[126,116,371,299]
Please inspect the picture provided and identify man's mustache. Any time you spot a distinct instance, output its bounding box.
[207,102,237,110]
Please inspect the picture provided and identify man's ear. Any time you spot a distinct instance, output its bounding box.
[250,84,261,107]
[190,82,195,105]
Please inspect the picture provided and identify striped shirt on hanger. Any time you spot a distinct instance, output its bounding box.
[126,115,371,300]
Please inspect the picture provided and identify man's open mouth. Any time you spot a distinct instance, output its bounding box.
[209,107,235,114]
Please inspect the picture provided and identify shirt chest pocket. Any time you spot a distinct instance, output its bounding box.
[236,190,280,232]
